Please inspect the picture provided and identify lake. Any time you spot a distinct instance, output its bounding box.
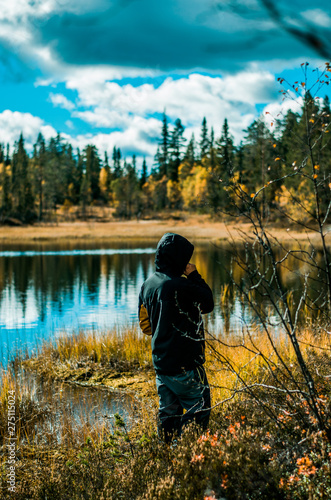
[0,238,326,365]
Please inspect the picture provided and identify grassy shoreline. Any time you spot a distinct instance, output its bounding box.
[2,326,331,498]
[0,214,329,246]
[22,328,156,399]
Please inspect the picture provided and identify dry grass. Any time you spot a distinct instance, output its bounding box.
[0,212,328,246]
[206,326,331,404]
[39,326,152,368]
[20,324,331,408]
[1,325,331,499]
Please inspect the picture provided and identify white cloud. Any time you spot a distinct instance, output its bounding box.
[66,116,160,161]
[66,70,278,145]
[0,110,57,151]
[49,92,75,110]
[0,67,292,167]
[0,109,157,165]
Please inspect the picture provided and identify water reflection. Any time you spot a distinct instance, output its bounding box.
[0,239,327,364]
[17,369,136,444]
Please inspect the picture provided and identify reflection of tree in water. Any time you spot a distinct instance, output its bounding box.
[0,243,326,330]
[0,255,34,317]
[112,253,152,305]
[0,250,156,323]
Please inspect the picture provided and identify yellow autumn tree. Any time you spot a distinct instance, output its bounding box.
[180,164,209,211]
[99,167,109,202]
[166,180,182,209]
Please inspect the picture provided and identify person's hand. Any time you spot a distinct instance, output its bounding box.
[184,263,197,276]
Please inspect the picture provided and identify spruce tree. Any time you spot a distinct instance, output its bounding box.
[103,151,111,193]
[11,133,35,221]
[158,112,169,178]
[199,117,209,160]
[112,147,122,179]
[140,157,147,188]
[216,118,235,181]
[84,145,101,202]
[0,151,11,218]
[210,127,216,171]
[183,134,196,169]
[168,118,186,181]
[33,133,46,220]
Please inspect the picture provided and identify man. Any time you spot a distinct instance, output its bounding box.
[138,232,214,443]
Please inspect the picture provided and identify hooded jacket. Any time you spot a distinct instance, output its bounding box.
[138,233,214,375]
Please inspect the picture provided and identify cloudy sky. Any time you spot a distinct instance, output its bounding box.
[1,0,331,167]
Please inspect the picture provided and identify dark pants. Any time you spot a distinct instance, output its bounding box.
[155,365,211,443]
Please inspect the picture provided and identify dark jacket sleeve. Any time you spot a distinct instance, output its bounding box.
[183,270,214,314]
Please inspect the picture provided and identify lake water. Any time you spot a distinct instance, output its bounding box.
[0,238,326,365]
[17,370,138,442]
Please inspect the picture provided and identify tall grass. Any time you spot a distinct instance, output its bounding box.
[50,326,152,366]
[23,326,153,381]
[1,325,331,499]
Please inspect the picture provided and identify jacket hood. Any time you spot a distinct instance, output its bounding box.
[155,233,194,276]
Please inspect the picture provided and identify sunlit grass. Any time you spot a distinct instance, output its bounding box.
[21,326,153,382]
[50,326,152,367]
[206,325,331,404]
[1,324,331,499]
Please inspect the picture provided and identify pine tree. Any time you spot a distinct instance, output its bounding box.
[0,146,11,218]
[104,151,111,192]
[216,118,235,180]
[11,133,35,221]
[242,119,276,217]
[199,117,209,160]
[140,157,147,188]
[183,134,196,169]
[112,147,122,179]
[207,119,234,214]
[74,149,84,205]
[210,127,216,171]
[158,112,169,177]
[5,144,10,166]
[33,133,46,221]
[44,136,63,209]
[168,118,186,181]
[84,145,101,201]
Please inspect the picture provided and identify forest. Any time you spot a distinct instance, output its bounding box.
[0,90,330,224]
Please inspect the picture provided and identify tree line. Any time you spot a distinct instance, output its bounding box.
[0,91,330,223]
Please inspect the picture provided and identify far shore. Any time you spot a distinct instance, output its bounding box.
[0,215,329,246]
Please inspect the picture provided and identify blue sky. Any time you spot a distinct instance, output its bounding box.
[1,0,331,167]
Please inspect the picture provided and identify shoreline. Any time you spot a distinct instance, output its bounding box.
[0,216,328,246]
[23,357,156,399]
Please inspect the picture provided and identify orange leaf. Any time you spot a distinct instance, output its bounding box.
[313,174,318,179]
[275,157,281,161]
